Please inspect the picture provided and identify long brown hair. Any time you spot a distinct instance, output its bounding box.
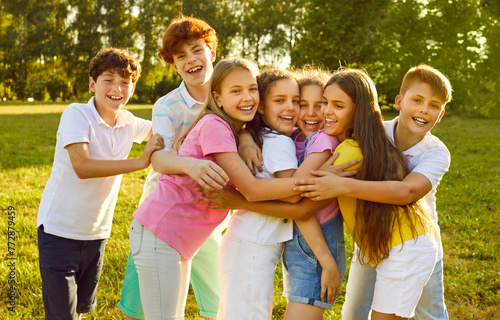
[177,58,260,149]
[326,68,435,264]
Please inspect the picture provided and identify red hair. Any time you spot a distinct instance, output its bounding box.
[158,15,218,64]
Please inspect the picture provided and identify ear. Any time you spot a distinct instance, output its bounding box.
[173,63,179,72]
[436,108,445,123]
[210,49,216,63]
[395,95,402,110]
[213,91,222,107]
[89,77,96,93]
[258,101,265,115]
[130,82,136,96]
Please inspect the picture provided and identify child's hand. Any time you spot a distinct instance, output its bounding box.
[185,158,229,191]
[320,262,341,304]
[319,152,360,177]
[200,186,246,210]
[238,131,263,175]
[139,133,165,168]
[293,171,348,201]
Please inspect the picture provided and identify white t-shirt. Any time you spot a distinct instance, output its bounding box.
[385,117,451,260]
[224,132,298,245]
[37,97,151,240]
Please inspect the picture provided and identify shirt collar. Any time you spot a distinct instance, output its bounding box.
[179,81,204,108]
[88,97,130,128]
[389,116,431,157]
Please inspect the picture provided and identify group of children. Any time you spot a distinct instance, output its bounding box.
[37,14,452,320]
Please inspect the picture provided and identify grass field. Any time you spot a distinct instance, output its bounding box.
[0,103,498,319]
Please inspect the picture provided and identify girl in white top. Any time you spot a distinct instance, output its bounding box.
[217,68,301,319]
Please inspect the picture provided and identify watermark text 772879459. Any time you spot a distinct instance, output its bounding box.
[7,205,17,311]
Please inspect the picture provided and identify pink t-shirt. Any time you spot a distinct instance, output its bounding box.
[133,114,236,259]
[292,127,306,159]
[301,130,341,224]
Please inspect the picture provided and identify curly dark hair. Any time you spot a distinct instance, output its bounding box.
[89,47,141,83]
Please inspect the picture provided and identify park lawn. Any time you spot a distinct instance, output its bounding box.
[0,104,498,319]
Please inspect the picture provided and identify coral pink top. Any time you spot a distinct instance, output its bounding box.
[134,114,236,259]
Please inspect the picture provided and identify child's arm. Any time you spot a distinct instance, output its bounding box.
[67,133,164,179]
[213,152,301,202]
[213,139,350,202]
[295,217,341,303]
[201,185,340,301]
[151,151,229,191]
[295,169,431,205]
[149,101,230,191]
[201,185,324,219]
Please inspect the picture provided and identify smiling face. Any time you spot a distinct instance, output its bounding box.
[89,71,135,123]
[298,84,324,136]
[322,83,356,142]
[258,78,300,136]
[172,39,216,91]
[395,81,446,140]
[213,67,260,130]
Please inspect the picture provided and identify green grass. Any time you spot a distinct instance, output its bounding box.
[0,105,498,319]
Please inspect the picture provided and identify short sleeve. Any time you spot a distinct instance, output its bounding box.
[411,147,450,189]
[198,116,238,155]
[334,139,363,170]
[58,105,91,148]
[262,135,298,175]
[132,116,152,144]
[305,131,340,158]
[152,102,176,151]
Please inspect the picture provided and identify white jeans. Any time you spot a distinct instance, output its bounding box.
[217,235,284,320]
[129,219,191,320]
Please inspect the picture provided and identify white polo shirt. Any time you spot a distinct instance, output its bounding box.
[385,117,451,225]
[37,97,151,240]
[385,117,450,260]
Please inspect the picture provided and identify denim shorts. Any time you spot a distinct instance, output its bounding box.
[282,214,346,309]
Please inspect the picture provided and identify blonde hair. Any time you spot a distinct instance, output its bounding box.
[399,64,452,104]
[177,58,260,149]
[293,65,331,91]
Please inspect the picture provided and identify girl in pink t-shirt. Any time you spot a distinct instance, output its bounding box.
[130,58,309,320]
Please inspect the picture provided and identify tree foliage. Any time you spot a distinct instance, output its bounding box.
[1,0,498,117]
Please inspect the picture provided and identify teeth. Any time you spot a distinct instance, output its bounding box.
[239,106,253,111]
[108,95,121,99]
[280,116,293,120]
[188,66,202,73]
[325,118,337,124]
[305,121,318,125]
[414,117,427,124]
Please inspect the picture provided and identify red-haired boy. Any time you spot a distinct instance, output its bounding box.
[118,15,228,320]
